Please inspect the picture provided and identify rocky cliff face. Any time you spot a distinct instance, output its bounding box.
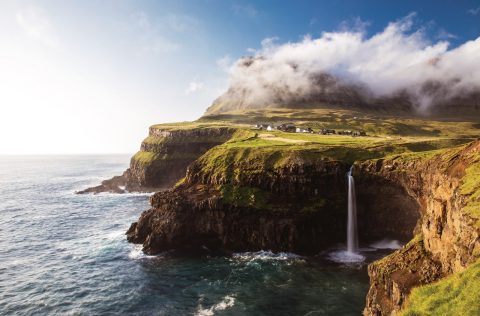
[358,141,480,315]
[125,141,426,255]
[77,126,236,194]
[126,148,350,255]
[126,126,236,191]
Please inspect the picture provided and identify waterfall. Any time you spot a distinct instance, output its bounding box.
[327,166,365,263]
[347,166,359,253]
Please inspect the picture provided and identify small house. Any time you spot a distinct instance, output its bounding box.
[319,128,336,135]
[278,123,296,133]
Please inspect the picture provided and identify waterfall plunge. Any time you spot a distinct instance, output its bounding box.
[347,167,359,254]
[328,166,365,263]
[327,166,365,263]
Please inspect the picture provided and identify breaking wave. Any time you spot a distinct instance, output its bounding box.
[195,295,236,316]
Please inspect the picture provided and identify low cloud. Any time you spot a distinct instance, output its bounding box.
[222,14,480,111]
[185,81,204,94]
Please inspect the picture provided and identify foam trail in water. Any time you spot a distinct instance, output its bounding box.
[232,250,303,262]
[195,295,236,316]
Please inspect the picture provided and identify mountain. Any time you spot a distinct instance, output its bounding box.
[205,58,480,118]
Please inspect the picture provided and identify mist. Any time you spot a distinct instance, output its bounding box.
[223,14,480,112]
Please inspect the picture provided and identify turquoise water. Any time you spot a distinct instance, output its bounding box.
[0,155,388,315]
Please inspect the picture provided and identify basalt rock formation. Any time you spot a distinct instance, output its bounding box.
[77,126,236,194]
[126,149,349,255]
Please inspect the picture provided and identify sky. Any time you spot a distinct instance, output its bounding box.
[0,0,479,154]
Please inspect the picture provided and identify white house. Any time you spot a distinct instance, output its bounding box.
[296,127,309,133]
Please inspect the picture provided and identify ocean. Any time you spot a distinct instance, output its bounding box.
[0,155,389,315]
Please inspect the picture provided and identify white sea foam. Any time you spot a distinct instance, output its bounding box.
[195,295,236,316]
[233,250,302,262]
[95,191,153,197]
[128,245,156,260]
[370,239,403,250]
[327,250,365,263]
[105,229,125,241]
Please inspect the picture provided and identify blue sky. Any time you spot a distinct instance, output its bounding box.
[0,0,479,154]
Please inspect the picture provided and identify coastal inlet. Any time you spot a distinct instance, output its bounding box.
[0,155,397,315]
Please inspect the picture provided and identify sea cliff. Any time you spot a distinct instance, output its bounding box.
[77,124,235,193]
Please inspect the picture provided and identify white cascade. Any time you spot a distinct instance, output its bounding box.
[347,166,359,253]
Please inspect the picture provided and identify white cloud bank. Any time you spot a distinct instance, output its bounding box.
[224,14,480,111]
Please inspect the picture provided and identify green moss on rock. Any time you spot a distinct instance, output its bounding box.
[132,151,158,165]
[219,184,269,209]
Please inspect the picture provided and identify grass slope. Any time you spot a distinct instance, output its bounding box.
[400,259,480,316]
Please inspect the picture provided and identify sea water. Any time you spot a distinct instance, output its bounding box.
[0,155,384,315]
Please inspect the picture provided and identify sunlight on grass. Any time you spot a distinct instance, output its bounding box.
[400,260,480,316]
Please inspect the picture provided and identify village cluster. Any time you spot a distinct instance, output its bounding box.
[253,123,367,136]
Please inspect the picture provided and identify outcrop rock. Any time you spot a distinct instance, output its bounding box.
[76,172,128,194]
